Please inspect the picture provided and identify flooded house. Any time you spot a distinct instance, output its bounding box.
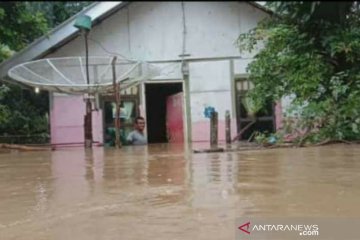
[0,1,282,146]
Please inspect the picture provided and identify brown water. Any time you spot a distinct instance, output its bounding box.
[0,144,360,240]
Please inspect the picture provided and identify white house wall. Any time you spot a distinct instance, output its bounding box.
[48,2,267,60]
[189,60,237,141]
[45,1,268,143]
[234,59,253,75]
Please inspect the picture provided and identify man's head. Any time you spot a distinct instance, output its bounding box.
[134,116,146,132]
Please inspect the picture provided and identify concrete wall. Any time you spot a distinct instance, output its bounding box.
[46,1,269,144]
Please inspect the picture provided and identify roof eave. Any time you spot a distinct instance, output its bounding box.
[246,1,274,16]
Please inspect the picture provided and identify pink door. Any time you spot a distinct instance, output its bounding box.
[166,92,184,143]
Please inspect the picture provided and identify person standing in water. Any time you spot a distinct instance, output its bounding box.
[126,116,147,145]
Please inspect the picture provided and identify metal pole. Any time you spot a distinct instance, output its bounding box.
[112,56,121,148]
[84,30,92,148]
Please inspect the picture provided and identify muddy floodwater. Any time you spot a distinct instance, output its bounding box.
[1,144,360,239]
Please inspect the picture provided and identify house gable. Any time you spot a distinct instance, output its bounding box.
[46,1,269,61]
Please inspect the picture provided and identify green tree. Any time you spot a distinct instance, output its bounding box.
[25,2,93,28]
[238,2,360,144]
[0,2,92,143]
[0,2,48,62]
[0,2,93,61]
[0,2,50,143]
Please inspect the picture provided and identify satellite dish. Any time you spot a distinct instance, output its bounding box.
[8,56,157,94]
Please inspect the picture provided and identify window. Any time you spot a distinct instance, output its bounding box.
[102,86,140,145]
[235,78,275,140]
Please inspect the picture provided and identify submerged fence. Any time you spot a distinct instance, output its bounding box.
[0,134,50,145]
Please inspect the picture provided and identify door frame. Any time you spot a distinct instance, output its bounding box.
[141,80,188,143]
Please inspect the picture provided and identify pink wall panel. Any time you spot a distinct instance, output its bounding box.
[166,92,184,143]
[50,95,103,146]
[191,119,237,142]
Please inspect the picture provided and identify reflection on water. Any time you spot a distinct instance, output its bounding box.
[1,144,360,239]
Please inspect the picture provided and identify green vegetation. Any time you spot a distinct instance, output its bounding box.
[238,2,360,145]
[0,2,92,144]
[232,94,263,141]
[24,2,93,29]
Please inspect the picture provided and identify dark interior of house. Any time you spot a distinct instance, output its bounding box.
[237,100,275,140]
[240,120,275,140]
[145,83,182,143]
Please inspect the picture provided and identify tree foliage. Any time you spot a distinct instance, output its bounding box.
[0,2,92,143]
[24,2,93,28]
[0,1,92,62]
[0,2,48,62]
[238,1,360,143]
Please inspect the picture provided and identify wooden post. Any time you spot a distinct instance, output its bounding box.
[84,30,92,148]
[225,110,231,145]
[210,111,218,148]
[112,56,121,148]
[84,99,92,148]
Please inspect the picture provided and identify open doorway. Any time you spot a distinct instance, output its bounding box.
[145,82,183,143]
